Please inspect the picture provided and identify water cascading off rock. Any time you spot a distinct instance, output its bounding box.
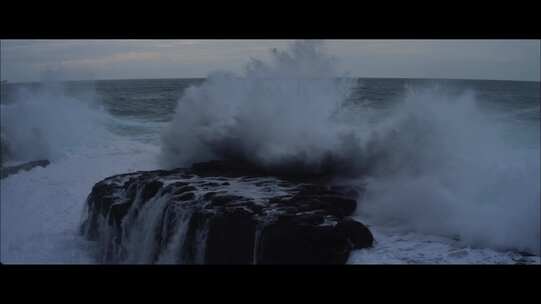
[80,160,374,264]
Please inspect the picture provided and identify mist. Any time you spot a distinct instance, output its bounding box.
[0,81,111,164]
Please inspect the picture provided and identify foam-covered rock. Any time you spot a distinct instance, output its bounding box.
[80,160,374,264]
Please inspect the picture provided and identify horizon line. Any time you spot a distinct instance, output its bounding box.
[2,75,540,85]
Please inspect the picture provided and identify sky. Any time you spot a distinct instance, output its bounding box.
[1,40,539,82]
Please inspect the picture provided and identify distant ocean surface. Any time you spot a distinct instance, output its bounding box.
[1,78,539,264]
[2,78,539,145]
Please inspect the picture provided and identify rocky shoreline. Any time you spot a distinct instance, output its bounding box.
[80,160,374,264]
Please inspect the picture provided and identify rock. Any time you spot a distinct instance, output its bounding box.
[1,159,50,179]
[141,180,163,201]
[80,160,374,264]
[203,191,219,200]
[177,192,196,201]
[210,194,246,206]
[334,218,374,249]
[205,210,257,264]
[257,220,351,264]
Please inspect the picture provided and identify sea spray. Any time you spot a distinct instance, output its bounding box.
[357,86,540,255]
[160,41,540,255]
[160,41,364,175]
[0,82,112,163]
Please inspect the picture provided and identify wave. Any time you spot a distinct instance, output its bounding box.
[355,87,540,255]
[160,41,540,255]
[160,41,365,176]
[1,83,113,164]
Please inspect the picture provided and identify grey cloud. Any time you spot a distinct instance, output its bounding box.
[1,39,539,82]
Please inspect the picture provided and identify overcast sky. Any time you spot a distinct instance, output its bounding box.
[1,40,539,82]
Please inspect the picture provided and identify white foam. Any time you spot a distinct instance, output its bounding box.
[355,87,540,255]
[1,83,113,163]
[160,41,360,172]
[1,139,160,264]
[348,224,540,265]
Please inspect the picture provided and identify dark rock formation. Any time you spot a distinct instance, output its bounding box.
[80,160,374,264]
[1,159,50,179]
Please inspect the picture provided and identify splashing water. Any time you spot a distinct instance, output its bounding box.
[1,81,161,264]
[1,82,113,164]
[160,41,540,255]
[356,87,540,255]
[160,41,364,176]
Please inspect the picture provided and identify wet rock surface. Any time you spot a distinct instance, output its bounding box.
[80,160,374,264]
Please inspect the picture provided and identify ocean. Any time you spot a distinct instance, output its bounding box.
[1,77,539,264]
